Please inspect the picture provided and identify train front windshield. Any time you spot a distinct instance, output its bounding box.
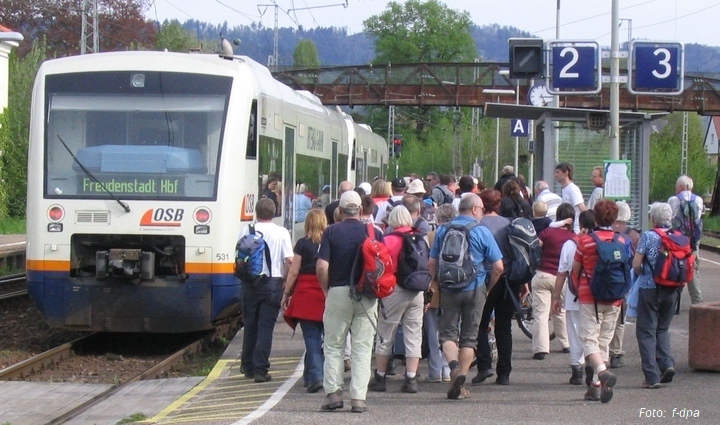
[43,71,232,201]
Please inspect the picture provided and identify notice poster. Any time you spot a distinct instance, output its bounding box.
[603,160,631,200]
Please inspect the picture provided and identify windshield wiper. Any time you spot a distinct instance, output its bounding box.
[57,135,131,213]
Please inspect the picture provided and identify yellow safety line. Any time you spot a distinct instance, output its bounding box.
[146,359,232,422]
[145,356,302,424]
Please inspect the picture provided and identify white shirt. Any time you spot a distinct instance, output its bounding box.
[558,238,580,311]
[586,186,604,211]
[562,182,584,233]
[240,221,293,277]
[451,192,476,211]
[374,195,403,224]
[536,189,563,221]
[668,190,704,218]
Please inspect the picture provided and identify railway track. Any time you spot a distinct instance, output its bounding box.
[0,322,238,424]
[0,272,27,301]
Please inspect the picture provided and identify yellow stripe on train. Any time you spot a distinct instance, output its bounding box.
[26,260,235,274]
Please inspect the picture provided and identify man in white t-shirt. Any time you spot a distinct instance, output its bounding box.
[239,198,294,383]
[555,162,587,233]
[668,175,704,304]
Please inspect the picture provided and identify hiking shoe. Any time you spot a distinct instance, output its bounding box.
[424,375,443,383]
[447,370,467,399]
[584,384,601,401]
[598,370,617,403]
[561,347,571,353]
[344,359,352,372]
[570,365,584,385]
[495,375,510,386]
[254,372,272,383]
[401,375,418,393]
[660,367,675,383]
[471,369,494,384]
[584,364,594,387]
[307,380,323,393]
[368,369,386,392]
[533,352,547,360]
[642,381,661,389]
[350,399,366,413]
[321,389,343,411]
[610,355,624,368]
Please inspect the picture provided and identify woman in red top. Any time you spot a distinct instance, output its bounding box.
[530,202,576,359]
[367,205,426,394]
[571,199,628,404]
[282,209,327,393]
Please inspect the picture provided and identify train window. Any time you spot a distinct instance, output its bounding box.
[245,101,257,159]
[258,135,283,217]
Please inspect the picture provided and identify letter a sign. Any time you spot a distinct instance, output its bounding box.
[511,119,530,137]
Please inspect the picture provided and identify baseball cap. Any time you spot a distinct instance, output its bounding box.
[359,182,372,196]
[407,179,426,195]
[322,185,330,192]
[339,190,362,210]
[391,177,407,189]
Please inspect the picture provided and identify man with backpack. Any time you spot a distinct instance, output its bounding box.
[632,202,690,388]
[238,198,294,383]
[668,175,704,304]
[427,194,504,400]
[374,177,407,227]
[571,200,632,403]
[317,190,384,413]
[428,172,456,206]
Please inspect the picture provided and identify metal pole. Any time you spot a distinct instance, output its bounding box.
[514,80,519,173]
[609,0,620,160]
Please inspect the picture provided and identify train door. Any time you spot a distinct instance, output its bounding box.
[331,140,338,198]
[283,127,295,231]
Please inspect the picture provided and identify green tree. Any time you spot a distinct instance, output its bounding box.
[363,0,486,178]
[363,0,477,64]
[0,40,47,218]
[155,20,197,52]
[649,112,714,202]
[292,39,320,68]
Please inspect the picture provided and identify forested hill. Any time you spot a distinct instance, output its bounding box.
[181,20,720,72]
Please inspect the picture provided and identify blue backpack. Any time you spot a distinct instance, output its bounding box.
[234,224,271,284]
[586,232,631,302]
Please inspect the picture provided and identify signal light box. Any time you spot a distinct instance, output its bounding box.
[509,38,543,79]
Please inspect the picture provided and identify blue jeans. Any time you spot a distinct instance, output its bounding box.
[240,277,283,376]
[299,320,324,384]
[636,286,678,384]
[424,308,447,378]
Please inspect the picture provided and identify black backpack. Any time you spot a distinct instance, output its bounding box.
[506,218,542,285]
[437,222,478,290]
[391,230,432,291]
[383,197,403,223]
[432,186,454,205]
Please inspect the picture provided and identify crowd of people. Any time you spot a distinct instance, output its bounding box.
[239,164,704,412]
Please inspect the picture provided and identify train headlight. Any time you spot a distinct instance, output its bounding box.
[193,207,212,224]
[131,73,145,88]
[47,205,65,222]
[47,223,63,232]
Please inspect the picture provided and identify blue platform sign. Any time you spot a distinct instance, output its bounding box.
[511,119,530,137]
[546,40,601,94]
[629,41,684,95]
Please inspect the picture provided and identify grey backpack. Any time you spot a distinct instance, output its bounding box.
[437,222,478,290]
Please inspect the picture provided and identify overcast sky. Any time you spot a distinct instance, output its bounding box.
[146,0,720,47]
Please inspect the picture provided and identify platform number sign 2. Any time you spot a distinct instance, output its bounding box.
[629,41,684,95]
[547,41,601,94]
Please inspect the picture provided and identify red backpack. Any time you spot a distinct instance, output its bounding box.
[647,228,695,288]
[351,223,396,299]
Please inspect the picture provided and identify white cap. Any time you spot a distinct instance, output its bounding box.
[339,190,361,210]
[359,182,372,196]
[407,179,426,195]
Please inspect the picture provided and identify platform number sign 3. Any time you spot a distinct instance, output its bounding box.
[629,41,684,95]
